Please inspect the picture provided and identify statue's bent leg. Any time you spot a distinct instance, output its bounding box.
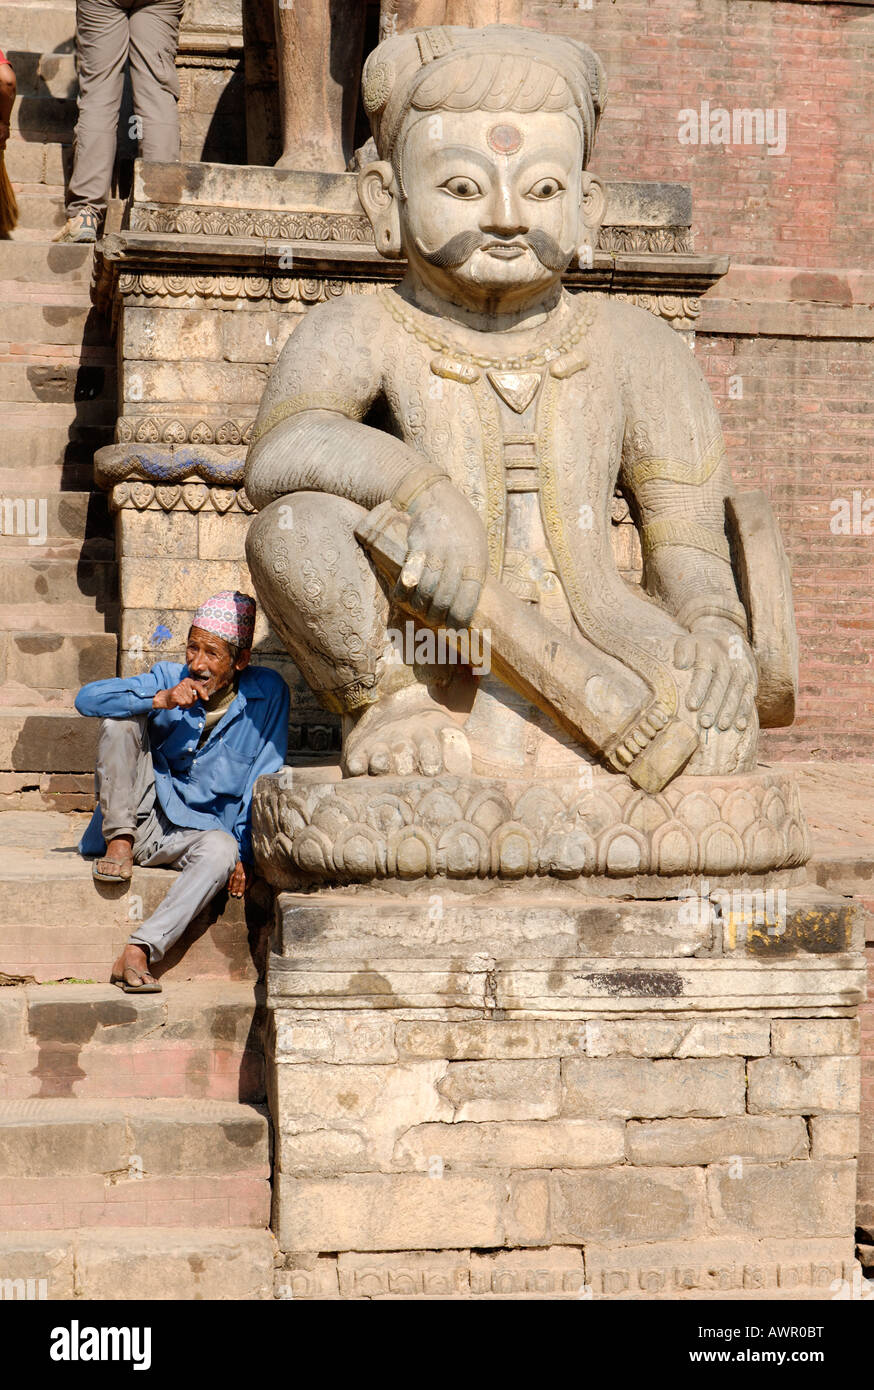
[246,492,392,715]
[246,492,474,777]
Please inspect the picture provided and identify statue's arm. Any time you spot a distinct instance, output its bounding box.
[619,321,747,637]
[245,300,446,512]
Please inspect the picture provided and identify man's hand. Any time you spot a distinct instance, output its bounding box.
[397,477,488,629]
[227,860,251,898]
[674,622,758,732]
[153,676,210,710]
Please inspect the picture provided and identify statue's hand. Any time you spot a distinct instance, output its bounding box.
[396,478,488,629]
[674,623,758,733]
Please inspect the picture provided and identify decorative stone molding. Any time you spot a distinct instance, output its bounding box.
[127,206,695,256]
[252,766,810,892]
[615,292,702,330]
[115,415,253,445]
[108,480,255,514]
[96,443,247,489]
[115,270,380,306]
[598,226,693,255]
[130,206,375,241]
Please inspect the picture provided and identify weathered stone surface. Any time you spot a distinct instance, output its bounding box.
[0,1231,75,1299]
[273,1012,398,1064]
[506,1173,550,1245]
[747,1057,861,1114]
[197,512,251,562]
[549,1168,706,1243]
[809,1115,860,1160]
[468,1246,586,1299]
[275,1254,340,1300]
[394,1119,625,1170]
[120,558,252,610]
[770,1018,860,1056]
[337,1250,469,1299]
[626,1116,809,1166]
[707,1161,857,1237]
[562,1058,746,1118]
[123,361,267,406]
[436,1060,560,1121]
[123,309,224,363]
[276,1173,505,1251]
[395,1018,585,1060]
[0,990,27,1052]
[585,1236,855,1300]
[75,1228,274,1300]
[117,508,198,559]
[586,1018,770,1057]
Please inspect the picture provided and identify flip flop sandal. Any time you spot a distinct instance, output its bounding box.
[93,856,133,882]
[111,966,162,994]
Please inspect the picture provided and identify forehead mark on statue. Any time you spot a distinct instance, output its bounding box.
[487,122,524,156]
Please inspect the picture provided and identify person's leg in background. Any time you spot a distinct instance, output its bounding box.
[92,713,155,881]
[128,0,184,166]
[56,0,131,242]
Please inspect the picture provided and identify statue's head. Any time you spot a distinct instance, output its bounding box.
[358,25,608,311]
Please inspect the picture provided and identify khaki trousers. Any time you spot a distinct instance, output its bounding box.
[97,715,239,965]
[69,0,184,217]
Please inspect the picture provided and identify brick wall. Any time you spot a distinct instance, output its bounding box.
[533,0,873,271]
[529,0,874,759]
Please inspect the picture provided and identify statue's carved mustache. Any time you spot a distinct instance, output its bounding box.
[414,229,573,272]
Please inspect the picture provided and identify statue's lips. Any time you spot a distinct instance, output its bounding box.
[481,243,527,259]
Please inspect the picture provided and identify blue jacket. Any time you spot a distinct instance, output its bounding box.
[75,662,290,866]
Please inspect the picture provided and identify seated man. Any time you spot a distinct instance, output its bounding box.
[75,591,290,992]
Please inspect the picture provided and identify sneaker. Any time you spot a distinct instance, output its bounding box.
[52,208,100,243]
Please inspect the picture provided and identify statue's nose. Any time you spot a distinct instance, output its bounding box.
[482,179,528,236]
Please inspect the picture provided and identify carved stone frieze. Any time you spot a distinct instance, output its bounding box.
[115,415,253,446]
[597,225,693,255]
[130,205,375,241]
[252,767,810,891]
[108,479,255,514]
[116,270,381,305]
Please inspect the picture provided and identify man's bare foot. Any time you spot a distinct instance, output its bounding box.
[93,834,134,882]
[110,942,161,993]
[343,686,472,777]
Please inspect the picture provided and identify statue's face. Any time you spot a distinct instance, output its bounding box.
[397,107,585,308]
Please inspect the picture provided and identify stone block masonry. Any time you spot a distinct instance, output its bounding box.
[267,890,866,1300]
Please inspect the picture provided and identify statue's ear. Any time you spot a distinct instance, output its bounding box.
[358,160,403,260]
[580,171,607,240]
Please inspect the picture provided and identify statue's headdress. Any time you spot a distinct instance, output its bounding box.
[362,24,607,177]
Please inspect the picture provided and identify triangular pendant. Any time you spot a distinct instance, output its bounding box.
[486,369,542,413]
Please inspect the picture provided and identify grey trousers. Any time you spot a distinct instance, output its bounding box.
[96,716,239,965]
[69,0,184,217]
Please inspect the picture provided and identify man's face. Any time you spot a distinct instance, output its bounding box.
[186,626,243,698]
[398,108,585,308]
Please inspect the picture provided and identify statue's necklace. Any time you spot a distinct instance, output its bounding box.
[381,289,595,372]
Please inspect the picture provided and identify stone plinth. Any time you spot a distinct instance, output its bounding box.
[266,887,866,1300]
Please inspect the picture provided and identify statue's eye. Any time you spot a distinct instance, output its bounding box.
[440,176,483,199]
[528,178,564,200]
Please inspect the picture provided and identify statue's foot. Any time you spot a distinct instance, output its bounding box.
[343,688,472,778]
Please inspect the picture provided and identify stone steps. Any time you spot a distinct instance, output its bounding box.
[0,240,94,289]
[0,299,103,350]
[0,1096,271,1230]
[8,50,78,100]
[4,137,69,188]
[0,1225,275,1299]
[0,631,117,701]
[0,556,115,608]
[0,707,97,772]
[0,360,117,406]
[0,812,272,977]
[0,980,266,1102]
[1,3,77,55]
